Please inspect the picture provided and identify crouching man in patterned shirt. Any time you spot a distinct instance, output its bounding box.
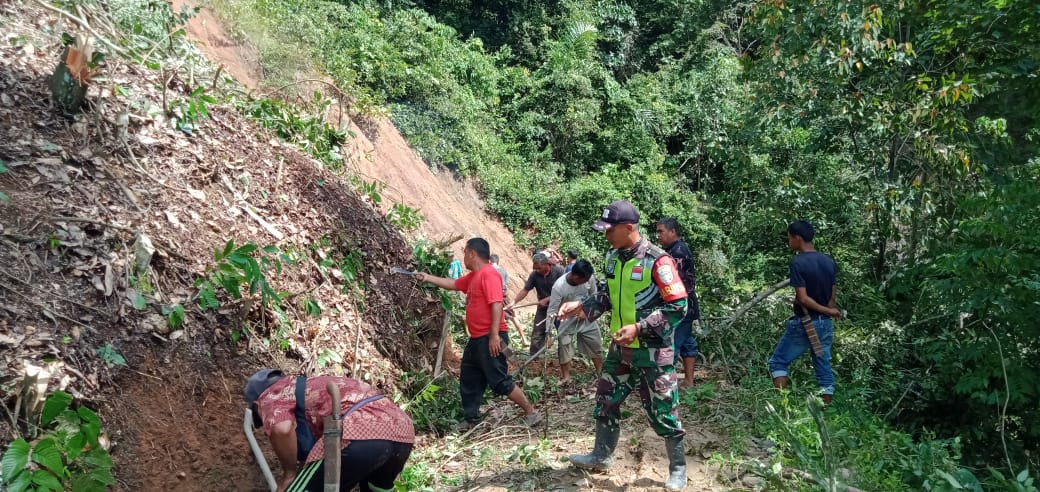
[559,200,689,491]
[245,370,415,492]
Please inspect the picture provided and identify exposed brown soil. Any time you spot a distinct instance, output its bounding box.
[173,0,541,298]
[0,3,444,490]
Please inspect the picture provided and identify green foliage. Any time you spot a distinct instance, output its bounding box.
[394,458,436,492]
[387,203,425,232]
[398,372,461,433]
[169,86,218,133]
[757,395,976,492]
[508,439,553,469]
[95,344,126,367]
[896,167,1040,460]
[195,240,294,347]
[162,304,185,329]
[241,95,349,168]
[0,391,114,492]
[209,0,1040,476]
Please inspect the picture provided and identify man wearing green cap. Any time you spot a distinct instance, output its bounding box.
[559,200,690,490]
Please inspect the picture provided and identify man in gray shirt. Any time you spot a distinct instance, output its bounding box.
[547,259,604,384]
[512,253,565,355]
[490,254,509,293]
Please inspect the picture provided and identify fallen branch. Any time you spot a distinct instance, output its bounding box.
[432,312,451,377]
[240,203,284,241]
[720,278,790,331]
[34,0,129,57]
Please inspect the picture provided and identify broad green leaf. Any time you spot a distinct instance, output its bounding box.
[218,240,235,261]
[6,467,32,492]
[32,438,65,476]
[31,469,64,491]
[41,391,72,426]
[66,432,87,461]
[262,245,280,254]
[81,448,113,469]
[132,293,147,310]
[234,243,258,255]
[2,438,30,481]
[167,304,185,328]
[78,407,101,445]
[90,466,115,485]
[0,191,9,204]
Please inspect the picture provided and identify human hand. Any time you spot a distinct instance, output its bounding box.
[558,301,583,320]
[538,297,550,307]
[830,308,844,320]
[612,324,638,346]
[414,272,428,283]
[488,334,502,357]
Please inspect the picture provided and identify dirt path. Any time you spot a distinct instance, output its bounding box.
[426,364,728,491]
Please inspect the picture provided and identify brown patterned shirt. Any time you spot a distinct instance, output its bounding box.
[256,375,415,463]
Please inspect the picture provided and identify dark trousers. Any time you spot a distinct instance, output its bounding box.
[530,307,549,355]
[460,333,515,422]
[304,440,413,492]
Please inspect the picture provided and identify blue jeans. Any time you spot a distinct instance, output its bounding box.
[768,317,835,395]
[672,317,699,363]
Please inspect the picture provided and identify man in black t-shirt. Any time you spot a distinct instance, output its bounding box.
[511,253,565,355]
[656,218,701,388]
[768,220,842,404]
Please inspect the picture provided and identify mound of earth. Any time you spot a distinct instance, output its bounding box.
[0,2,450,489]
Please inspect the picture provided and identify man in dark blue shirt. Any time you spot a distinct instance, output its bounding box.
[656,218,701,388]
[769,220,842,404]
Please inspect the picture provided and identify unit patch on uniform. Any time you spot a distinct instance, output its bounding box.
[657,264,675,285]
[631,266,644,281]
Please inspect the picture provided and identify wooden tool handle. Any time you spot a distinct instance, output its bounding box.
[323,381,342,492]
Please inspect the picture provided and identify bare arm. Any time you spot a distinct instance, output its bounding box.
[268,420,298,490]
[415,273,458,291]
[512,288,531,306]
[795,286,841,318]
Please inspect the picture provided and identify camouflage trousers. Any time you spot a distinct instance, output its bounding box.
[593,342,684,439]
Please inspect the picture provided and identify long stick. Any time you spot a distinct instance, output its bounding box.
[432,312,451,377]
[720,279,790,331]
[243,408,278,492]
[33,0,129,57]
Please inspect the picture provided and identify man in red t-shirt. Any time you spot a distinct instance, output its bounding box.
[416,237,541,431]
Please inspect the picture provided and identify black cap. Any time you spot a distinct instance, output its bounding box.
[244,368,285,410]
[592,200,640,231]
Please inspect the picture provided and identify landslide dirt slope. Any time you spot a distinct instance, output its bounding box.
[171,0,539,296]
[0,2,447,490]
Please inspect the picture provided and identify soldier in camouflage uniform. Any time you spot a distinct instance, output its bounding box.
[559,200,689,491]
